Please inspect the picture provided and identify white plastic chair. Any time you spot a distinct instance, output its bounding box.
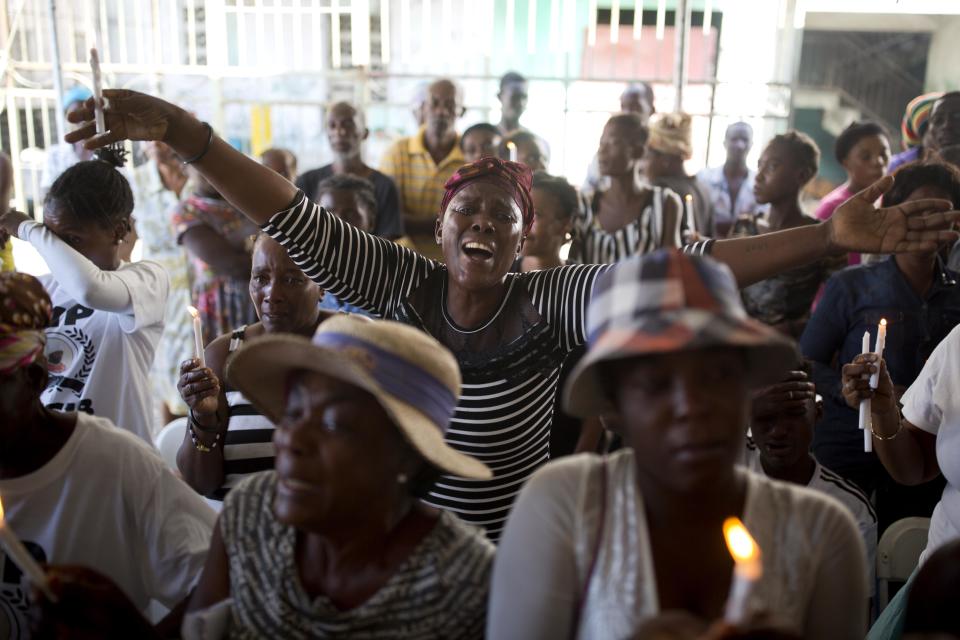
[877,516,930,611]
[154,417,187,472]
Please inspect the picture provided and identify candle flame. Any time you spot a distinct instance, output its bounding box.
[187,305,200,319]
[880,318,887,327]
[0,496,4,522]
[723,517,760,565]
[506,141,517,151]
[685,194,692,202]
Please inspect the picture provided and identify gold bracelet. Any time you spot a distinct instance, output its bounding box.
[873,420,903,441]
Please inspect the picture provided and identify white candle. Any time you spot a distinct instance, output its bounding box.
[863,319,887,452]
[89,48,106,135]
[858,329,871,436]
[0,498,56,602]
[723,517,762,626]
[187,305,206,368]
[869,319,887,389]
[506,141,518,163]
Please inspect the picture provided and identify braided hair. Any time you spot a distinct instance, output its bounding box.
[44,159,134,230]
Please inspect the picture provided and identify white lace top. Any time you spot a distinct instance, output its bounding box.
[489,450,868,639]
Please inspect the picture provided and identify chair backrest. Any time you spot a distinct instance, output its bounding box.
[154,417,187,472]
[877,517,930,581]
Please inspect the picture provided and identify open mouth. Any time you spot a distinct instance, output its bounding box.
[461,240,496,261]
[672,441,728,464]
[278,476,322,495]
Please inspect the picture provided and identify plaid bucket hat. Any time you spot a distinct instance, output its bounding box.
[563,250,798,417]
[226,315,491,480]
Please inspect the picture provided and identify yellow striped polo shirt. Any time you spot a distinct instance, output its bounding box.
[379,127,464,260]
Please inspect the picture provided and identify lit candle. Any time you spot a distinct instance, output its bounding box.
[187,305,205,368]
[723,517,762,626]
[869,319,887,389]
[89,48,106,135]
[506,141,518,163]
[0,498,56,602]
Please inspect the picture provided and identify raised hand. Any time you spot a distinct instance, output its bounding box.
[827,176,960,255]
[0,209,31,238]
[177,357,221,418]
[840,353,896,415]
[752,370,816,415]
[64,89,207,158]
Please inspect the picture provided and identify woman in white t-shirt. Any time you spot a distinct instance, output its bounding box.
[490,251,869,640]
[0,272,213,639]
[0,158,168,443]
[843,323,960,637]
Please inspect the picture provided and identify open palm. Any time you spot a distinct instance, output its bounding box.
[829,176,960,254]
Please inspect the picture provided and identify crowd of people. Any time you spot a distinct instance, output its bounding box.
[0,70,959,639]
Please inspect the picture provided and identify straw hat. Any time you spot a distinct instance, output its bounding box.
[564,250,798,418]
[226,315,491,480]
[647,112,694,160]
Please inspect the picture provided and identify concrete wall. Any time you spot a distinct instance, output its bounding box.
[925,16,960,92]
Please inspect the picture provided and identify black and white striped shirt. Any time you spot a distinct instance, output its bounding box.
[208,326,276,503]
[568,185,683,265]
[264,192,712,539]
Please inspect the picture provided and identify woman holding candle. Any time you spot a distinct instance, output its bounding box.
[63,88,960,539]
[0,272,214,638]
[35,317,496,638]
[0,159,168,444]
[841,322,960,639]
[570,112,685,264]
[489,251,868,639]
[176,233,333,504]
[800,161,960,529]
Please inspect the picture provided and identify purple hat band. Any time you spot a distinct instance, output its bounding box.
[312,332,458,434]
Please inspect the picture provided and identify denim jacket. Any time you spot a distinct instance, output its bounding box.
[799,257,960,472]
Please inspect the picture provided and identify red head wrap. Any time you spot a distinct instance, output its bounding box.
[440,157,535,232]
[0,272,53,375]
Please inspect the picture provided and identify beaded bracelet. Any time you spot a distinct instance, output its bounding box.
[189,420,221,453]
[180,122,214,165]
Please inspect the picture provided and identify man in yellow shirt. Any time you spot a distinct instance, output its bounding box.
[380,79,465,260]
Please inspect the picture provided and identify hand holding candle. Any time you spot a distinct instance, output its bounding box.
[187,305,205,368]
[0,498,56,602]
[723,517,761,626]
[857,330,871,449]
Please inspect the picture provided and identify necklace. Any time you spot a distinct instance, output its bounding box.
[440,278,515,334]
